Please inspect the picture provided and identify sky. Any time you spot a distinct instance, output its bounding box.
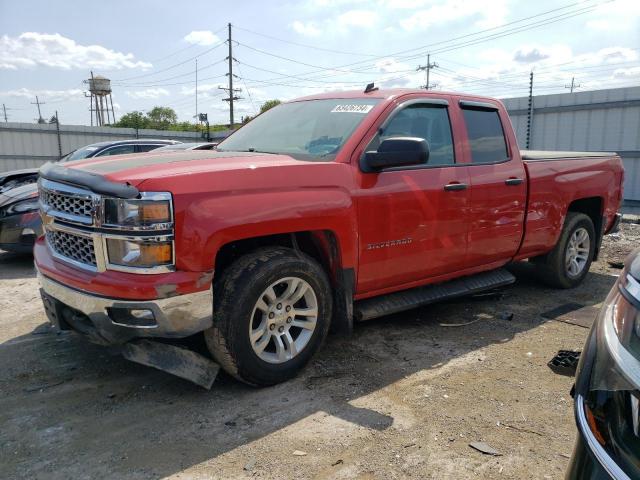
[0,0,638,126]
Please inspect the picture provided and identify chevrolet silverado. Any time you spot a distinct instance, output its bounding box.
[34,88,624,387]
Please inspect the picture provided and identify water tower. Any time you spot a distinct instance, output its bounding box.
[84,72,116,126]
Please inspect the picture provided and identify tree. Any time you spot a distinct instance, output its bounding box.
[259,99,281,114]
[114,111,149,129]
[146,106,177,130]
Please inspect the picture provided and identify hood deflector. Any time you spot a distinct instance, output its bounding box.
[39,162,139,199]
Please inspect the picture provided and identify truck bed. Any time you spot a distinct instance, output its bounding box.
[521,150,617,161]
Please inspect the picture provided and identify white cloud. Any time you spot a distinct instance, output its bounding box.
[337,10,379,28]
[612,66,640,79]
[125,88,170,99]
[291,21,322,37]
[2,87,84,101]
[585,19,610,31]
[0,32,151,70]
[400,0,508,31]
[291,7,378,36]
[184,31,221,46]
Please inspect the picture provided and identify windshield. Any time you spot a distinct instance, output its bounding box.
[65,145,101,161]
[217,98,380,161]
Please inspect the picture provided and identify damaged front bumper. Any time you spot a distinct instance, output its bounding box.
[38,270,213,345]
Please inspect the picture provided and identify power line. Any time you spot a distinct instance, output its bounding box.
[233,24,379,57]
[236,0,605,85]
[113,59,227,87]
[112,41,226,82]
[114,72,227,88]
[234,62,257,116]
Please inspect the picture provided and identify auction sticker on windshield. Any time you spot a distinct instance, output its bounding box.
[331,104,374,113]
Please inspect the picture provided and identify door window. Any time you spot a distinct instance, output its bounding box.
[371,104,455,166]
[461,108,509,163]
[137,144,164,153]
[96,144,136,156]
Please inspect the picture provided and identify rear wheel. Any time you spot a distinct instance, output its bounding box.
[204,247,331,386]
[533,212,596,289]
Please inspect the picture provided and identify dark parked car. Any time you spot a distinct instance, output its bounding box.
[567,248,640,479]
[154,142,218,151]
[0,139,179,253]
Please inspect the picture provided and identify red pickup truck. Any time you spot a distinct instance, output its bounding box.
[35,88,624,387]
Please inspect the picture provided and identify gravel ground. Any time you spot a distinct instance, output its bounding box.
[0,223,638,480]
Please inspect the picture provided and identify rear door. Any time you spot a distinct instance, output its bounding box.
[459,100,527,267]
[355,99,470,294]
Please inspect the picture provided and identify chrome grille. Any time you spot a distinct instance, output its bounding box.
[39,189,93,219]
[46,230,97,267]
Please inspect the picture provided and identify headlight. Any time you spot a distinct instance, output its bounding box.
[4,197,40,215]
[106,238,173,268]
[103,193,172,229]
[102,192,174,272]
[578,254,640,478]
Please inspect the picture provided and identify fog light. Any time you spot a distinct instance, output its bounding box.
[108,307,157,328]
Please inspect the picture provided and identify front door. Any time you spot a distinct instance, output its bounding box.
[356,101,470,295]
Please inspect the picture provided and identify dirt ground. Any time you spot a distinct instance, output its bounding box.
[1,223,638,480]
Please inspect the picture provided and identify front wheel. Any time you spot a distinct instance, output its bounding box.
[532,212,596,289]
[204,247,332,386]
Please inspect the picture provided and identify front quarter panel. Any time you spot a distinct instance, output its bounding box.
[139,161,358,273]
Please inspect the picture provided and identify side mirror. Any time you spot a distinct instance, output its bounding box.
[362,137,429,172]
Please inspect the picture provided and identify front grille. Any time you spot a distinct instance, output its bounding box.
[46,230,97,267]
[40,189,93,219]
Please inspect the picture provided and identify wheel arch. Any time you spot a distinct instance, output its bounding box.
[213,230,355,334]
[567,196,604,259]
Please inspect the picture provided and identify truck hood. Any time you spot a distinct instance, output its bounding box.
[63,150,307,187]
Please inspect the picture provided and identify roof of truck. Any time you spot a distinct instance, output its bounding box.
[292,88,499,103]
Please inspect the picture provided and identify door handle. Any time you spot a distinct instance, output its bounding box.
[443,183,468,191]
[505,178,523,186]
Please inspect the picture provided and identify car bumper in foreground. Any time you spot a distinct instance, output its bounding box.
[0,211,40,253]
[566,395,632,480]
[38,270,213,345]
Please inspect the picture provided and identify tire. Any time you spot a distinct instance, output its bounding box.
[533,212,596,289]
[204,247,332,386]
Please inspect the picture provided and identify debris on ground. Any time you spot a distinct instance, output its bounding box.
[243,457,256,471]
[439,319,479,327]
[469,441,502,456]
[292,450,307,456]
[499,312,514,321]
[548,350,581,376]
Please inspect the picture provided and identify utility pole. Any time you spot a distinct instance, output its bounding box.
[222,23,242,128]
[54,111,62,158]
[31,96,45,123]
[416,54,438,90]
[565,77,581,93]
[2,104,7,122]
[526,71,534,150]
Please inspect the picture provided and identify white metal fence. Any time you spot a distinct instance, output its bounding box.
[503,86,640,203]
[0,122,232,172]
